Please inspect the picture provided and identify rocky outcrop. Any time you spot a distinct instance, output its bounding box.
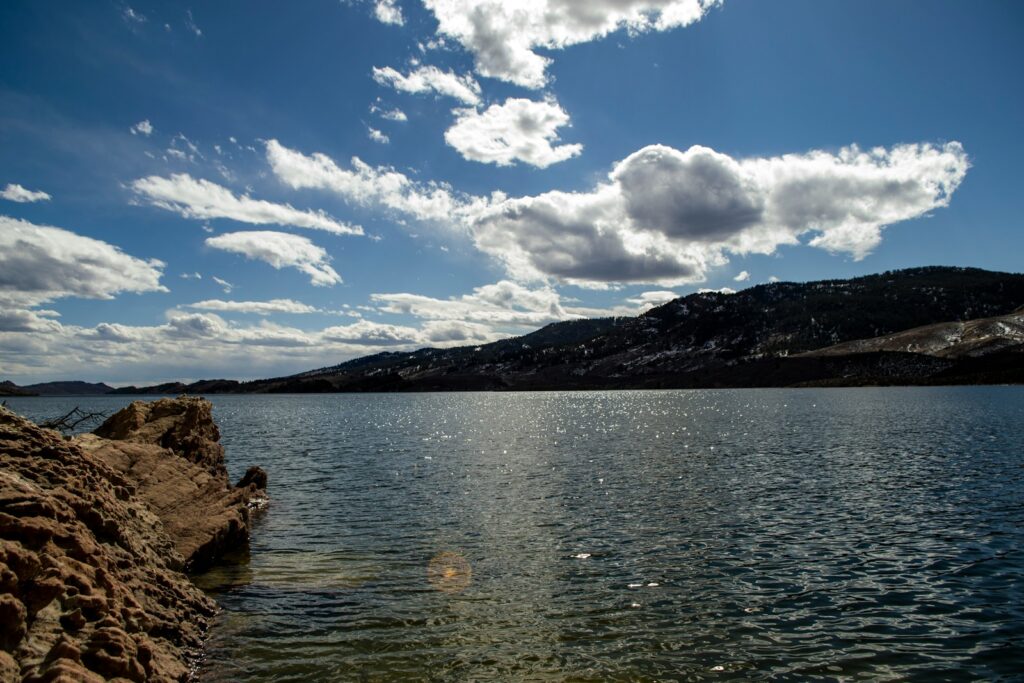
[0,398,266,681]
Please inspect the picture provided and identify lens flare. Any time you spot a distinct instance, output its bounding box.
[427,551,472,593]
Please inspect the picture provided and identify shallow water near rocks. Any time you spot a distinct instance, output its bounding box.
[7,387,1024,681]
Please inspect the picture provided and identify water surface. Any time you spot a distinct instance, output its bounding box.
[7,388,1023,680]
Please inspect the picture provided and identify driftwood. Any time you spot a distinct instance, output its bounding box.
[39,406,109,433]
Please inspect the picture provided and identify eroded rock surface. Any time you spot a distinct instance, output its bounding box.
[0,398,266,682]
[77,398,267,572]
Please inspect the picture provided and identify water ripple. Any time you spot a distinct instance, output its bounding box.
[7,388,1023,680]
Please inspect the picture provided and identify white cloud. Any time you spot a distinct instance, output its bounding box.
[265,138,966,288]
[166,133,204,163]
[372,65,481,105]
[733,270,750,282]
[373,0,404,25]
[131,173,363,235]
[130,119,154,137]
[322,319,423,345]
[0,308,63,334]
[624,290,678,309]
[768,275,780,283]
[469,141,969,287]
[265,139,493,224]
[185,299,320,315]
[0,215,166,307]
[321,318,500,347]
[372,279,673,333]
[369,103,409,122]
[423,0,722,88]
[367,127,390,144]
[373,280,573,327]
[212,276,234,293]
[185,9,202,37]
[205,230,342,287]
[180,272,202,280]
[122,7,146,24]
[445,98,582,168]
[1,183,51,203]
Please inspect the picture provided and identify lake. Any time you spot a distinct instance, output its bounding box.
[5,388,1023,681]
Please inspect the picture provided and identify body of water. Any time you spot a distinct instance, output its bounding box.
[6,388,1023,681]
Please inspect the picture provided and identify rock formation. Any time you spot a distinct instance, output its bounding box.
[0,397,266,682]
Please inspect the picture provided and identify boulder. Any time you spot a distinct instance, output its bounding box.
[0,397,266,681]
[76,398,267,573]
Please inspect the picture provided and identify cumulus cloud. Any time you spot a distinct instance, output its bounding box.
[373,280,572,327]
[131,173,362,235]
[367,127,390,144]
[265,138,967,288]
[445,98,582,168]
[373,0,404,25]
[205,231,342,287]
[372,65,481,105]
[372,279,672,332]
[321,319,422,345]
[0,308,63,334]
[266,139,493,224]
[184,299,320,315]
[469,141,969,287]
[423,0,722,88]
[1,183,51,203]
[624,290,678,309]
[0,215,167,307]
[733,270,750,282]
[380,108,407,122]
[321,318,500,347]
[130,119,153,136]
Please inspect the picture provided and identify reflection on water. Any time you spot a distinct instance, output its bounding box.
[7,388,1024,680]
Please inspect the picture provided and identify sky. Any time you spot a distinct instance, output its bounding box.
[1,0,1022,385]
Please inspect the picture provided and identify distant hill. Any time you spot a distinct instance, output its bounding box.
[0,381,37,397]
[19,381,115,396]
[109,266,1024,392]
[107,380,239,396]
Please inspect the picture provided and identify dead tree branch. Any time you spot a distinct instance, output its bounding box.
[39,407,109,434]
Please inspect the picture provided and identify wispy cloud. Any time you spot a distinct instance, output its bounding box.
[131,173,363,235]
[205,230,342,287]
[372,65,481,105]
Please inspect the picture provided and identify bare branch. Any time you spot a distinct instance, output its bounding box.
[39,407,109,434]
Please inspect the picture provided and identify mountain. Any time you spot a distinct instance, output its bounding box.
[19,381,114,396]
[108,266,1024,393]
[0,381,37,397]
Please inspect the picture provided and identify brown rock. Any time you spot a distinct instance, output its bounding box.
[0,592,27,649]
[0,650,18,682]
[78,397,267,572]
[0,398,266,682]
[92,398,225,477]
[237,466,268,491]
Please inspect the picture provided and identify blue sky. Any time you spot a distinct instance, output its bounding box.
[1,0,1022,385]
